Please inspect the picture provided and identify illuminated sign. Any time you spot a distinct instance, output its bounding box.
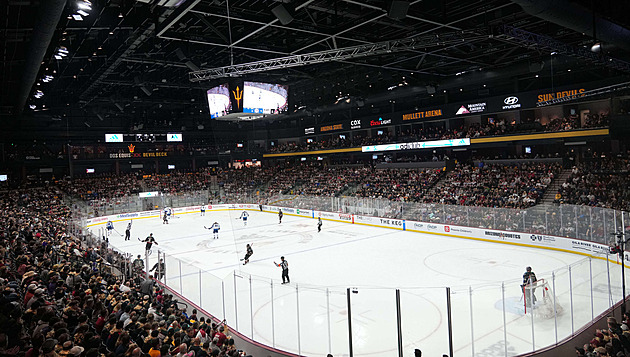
[167,133,182,142]
[320,124,343,132]
[109,152,168,159]
[402,109,443,121]
[456,102,486,115]
[139,191,160,198]
[537,88,585,103]
[502,96,521,110]
[350,119,361,129]
[86,168,95,174]
[370,117,392,126]
[105,134,123,143]
[362,138,470,152]
[232,86,243,109]
[305,127,315,135]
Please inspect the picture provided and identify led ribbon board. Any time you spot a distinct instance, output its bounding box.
[362,138,470,152]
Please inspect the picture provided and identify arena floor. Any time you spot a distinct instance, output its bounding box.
[90,209,626,357]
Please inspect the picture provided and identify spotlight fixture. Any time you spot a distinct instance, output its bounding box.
[72,14,83,21]
[591,42,602,53]
[29,105,36,110]
[77,0,91,10]
[34,90,44,99]
[77,9,89,17]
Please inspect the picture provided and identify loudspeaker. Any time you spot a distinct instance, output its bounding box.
[388,0,409,20]
[271,4,294,25]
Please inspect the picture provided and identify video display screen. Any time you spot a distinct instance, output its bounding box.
[243,81,288,114]
[207,83,232,119]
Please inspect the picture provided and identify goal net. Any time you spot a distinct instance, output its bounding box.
[523,279,563,319]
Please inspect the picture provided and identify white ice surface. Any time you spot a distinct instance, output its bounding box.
[92,209,626,357]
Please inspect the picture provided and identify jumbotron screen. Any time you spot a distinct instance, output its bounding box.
[206,83,231,119]
[243,81,288,114]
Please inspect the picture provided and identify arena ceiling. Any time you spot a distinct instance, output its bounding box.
[2,0,630,131]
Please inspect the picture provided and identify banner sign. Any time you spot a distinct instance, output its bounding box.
[362,138,470,152]
[139,191,160,198]
[402,108,443,121]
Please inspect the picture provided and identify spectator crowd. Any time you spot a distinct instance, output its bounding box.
[0,186,252,357]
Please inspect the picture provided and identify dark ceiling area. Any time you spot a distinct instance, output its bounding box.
[2,0,630,134]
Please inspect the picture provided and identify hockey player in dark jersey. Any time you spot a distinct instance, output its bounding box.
[242,243,253,265]
[522,266,538,304]
[278,209,283,224]
[141,233,158,252]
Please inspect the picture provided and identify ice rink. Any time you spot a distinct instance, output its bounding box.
[91,209,626,357]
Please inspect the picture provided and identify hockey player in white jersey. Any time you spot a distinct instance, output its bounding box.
[239,211,249,226]
[105,220,114,236]
[204,222,221,239]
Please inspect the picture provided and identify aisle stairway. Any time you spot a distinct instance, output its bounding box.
[540,168,572,205]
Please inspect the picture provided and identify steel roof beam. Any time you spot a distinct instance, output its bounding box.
[497,25,630,74]
[189,31,487,82]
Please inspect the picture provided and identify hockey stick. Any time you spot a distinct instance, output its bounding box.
[113,228,124,237]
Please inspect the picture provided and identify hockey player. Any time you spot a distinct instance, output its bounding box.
[162,212,169,225]
[239,211,249,226]
[132,254,144,275]
[242,243,253,265]
[278,209,283,224]
[150,259,165,280]
[522,266,538,305]
[141,233,158,253]
[163,207,172,219]
[125,220,132,241]
[200,204,206,216]
[105,220,114,236]
[317,217,322,233]
[274,256,289,284]
[205,222,220,239]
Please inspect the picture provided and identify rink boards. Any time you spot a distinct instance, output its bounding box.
[86,203,623,264]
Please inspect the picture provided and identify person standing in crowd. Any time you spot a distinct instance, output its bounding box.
[274,256,289,284]
[125,220,132,241]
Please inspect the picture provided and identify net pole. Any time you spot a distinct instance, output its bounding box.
[469,286,475,357]
[502,282,508,357]
[530,284,535,352]
[589,257,594,322]
[553,272,558,344]
[569,265,574,334]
